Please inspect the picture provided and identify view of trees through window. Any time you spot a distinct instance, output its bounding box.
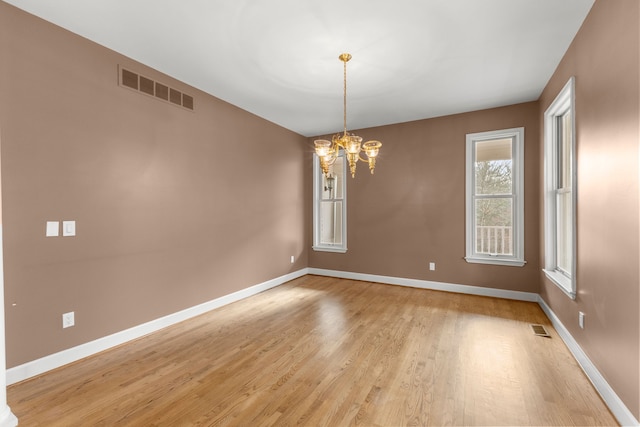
[474,139,514,255]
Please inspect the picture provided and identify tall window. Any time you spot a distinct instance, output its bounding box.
[313,153,347,252]
[544,77,576,298]
[466,127,525,266]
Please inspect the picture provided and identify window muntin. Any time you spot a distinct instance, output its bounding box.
[544,77,576,298]
[466,128,525,266]
[313,153,347,252]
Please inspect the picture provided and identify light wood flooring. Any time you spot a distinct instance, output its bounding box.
[8,275,618,426]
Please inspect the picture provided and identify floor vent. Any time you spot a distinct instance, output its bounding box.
[531,324,551,337]
[119,66,194,111]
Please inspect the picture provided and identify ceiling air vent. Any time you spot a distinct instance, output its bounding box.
[118,65,194,111]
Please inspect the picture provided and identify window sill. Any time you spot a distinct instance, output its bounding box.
[465,256,526,267]
[313,246,347,253]
[543,268,576,299]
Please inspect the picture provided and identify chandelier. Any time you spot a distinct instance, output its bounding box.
[314,53,382,178]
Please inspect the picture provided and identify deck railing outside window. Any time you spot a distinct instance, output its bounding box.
[476,225,512,255]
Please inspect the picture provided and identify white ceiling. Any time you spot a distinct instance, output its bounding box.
[5,0,595,137]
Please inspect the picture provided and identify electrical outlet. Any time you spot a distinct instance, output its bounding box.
[429,262,436,271]
[62,311,75,328]
[290,255,295,264]
[578,311,585,329]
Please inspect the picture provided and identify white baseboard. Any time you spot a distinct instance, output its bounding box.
[6,268,309,386]
[6,268,637,426]
[537,298,639,427]
[308,268,539,302]
[0,406,17,427]
[311,268,638,426]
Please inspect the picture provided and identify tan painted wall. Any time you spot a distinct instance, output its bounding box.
[538,0,639,418]
[308,102,541,294]
[2,0,637,419]
[0,2,308,367]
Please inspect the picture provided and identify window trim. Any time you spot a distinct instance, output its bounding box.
[465,127,526,267]
[312,152,347,253]
[543,77,577,299]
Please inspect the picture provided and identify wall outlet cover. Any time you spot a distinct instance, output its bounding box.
[62,311,75,328]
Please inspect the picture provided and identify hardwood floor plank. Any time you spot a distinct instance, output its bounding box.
[8,275,618,426]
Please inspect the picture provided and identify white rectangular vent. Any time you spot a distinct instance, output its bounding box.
[119,66,194,111]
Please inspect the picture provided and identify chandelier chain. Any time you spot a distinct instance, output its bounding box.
[343,56,347,135]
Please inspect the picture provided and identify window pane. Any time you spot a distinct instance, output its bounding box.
[556,191,572,274]
[475,198,513,255]
[319,201,343,245]
[314,152,347,252]
[558,111,572,189]
[475,138,513,195]
[321,173,336,200]
[321,156,344,200]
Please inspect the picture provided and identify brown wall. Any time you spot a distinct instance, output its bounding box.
[0,2,308,367]
[308,102,541,293]
[1,0,638,419]
[538,0,639,418]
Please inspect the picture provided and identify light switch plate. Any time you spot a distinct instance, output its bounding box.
[62,221,76,237]
[46,221,59,237]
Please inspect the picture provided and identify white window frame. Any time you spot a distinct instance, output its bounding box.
[465,127,525,267]
[313,152,347,253]
[543,77,577,299]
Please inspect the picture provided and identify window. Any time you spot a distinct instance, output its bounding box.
[313,152,347,252]
[466,127,525,266]
[543,77,576,298]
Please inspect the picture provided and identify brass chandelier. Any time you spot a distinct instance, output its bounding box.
[314,53,382,178]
